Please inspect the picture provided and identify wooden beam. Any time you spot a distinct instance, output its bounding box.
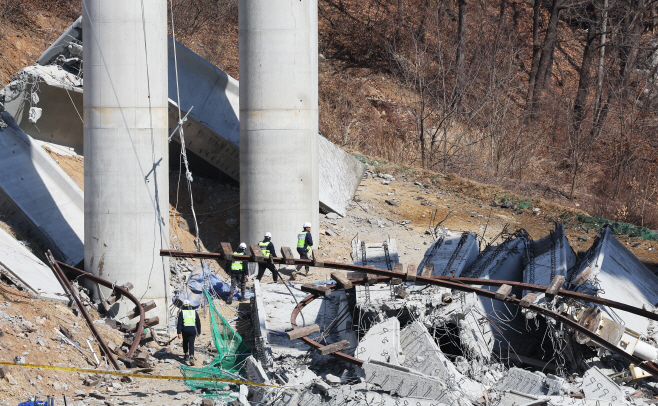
[249,245,264,262]
[107,341,125,357]
[220,242,234,261]
[125,317,160,333]
[545,275,565,301]
[520,293,538,308]
[393,263,403,273]
[301,284,330,297]
[317,340,350,356]
[118,356,136,368]
[126,300,157,319]
[312,250,324,267]
[421,263,434,277]
[366,274,377,286]
[287,324,320,340]
[280,247,296,265]
[495,284,513,300]
[405,264,417,282]
[331,272,353,289]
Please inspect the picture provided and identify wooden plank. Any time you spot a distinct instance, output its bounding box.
[220,242,234,261]
[405,264,417,282]
[59,326,74,342]
[495,284,512,300]
[421,263,434,277]
[520,293,538,308]
[118,356,136,368]
[572,267,592,286]
[312,250,324,267]
[126,317,160,333]
[300,284,330,297]
[287,324,320,340]
[249,245,264,262]
[366,274,378,286]
[545,275,565,301]
[331,272,353,289]
[280,247,296,265]
[107,341,125,357]
[317,340,351,356]
[126,300,157,319]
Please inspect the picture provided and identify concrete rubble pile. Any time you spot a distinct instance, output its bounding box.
[242,224,658,406]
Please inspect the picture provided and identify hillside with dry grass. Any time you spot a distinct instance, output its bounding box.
[2,0,658,231]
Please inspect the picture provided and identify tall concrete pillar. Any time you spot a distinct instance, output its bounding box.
[83,0,169,323]
[239,0,320,252]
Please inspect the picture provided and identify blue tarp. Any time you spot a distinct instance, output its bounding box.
[173,262,254,307]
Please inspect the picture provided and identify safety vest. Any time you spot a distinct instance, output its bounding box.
[231,252,244,272]
[259,241,270,257]
[297,231,312,253]
[182,309,196,327]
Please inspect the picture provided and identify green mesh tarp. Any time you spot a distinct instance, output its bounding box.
[179,290,252,400]
[561,213,658,241]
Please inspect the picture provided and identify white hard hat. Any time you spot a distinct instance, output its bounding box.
[183,300,190,306]
[239,242,247,250]
[264,232,272,238]
[303,222,312,228]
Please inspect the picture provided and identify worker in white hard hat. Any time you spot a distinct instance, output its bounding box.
[227,242,248,304]
[256,232,280,283]
[293,222,313,279]
[177,299,200,365]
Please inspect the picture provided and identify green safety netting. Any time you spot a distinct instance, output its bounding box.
[561,213,658,241]
[179,290,252,400]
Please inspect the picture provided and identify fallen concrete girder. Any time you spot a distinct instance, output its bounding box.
[6,18,365,215]
[0,227,67,302]
[569,226,658,339]
[417,230,479,277]
[523,223,576,298]
[0,112,84,265]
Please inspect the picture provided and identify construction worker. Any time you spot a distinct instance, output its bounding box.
[227,242,248,304]
[256,232,279,283]
[294,222,313,279]
[177,300,201,366]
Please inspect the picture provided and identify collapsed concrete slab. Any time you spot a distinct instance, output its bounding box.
[400,320,486,400]
[360,360,470,405]
[0,227,67,302]
[496,367,568,397]
[351,237,399,270]
[417,230,479,277]
[569,226,658,338]
[355,317,403,364]
[252,280,271,366]
[318,134,365,216]
[581,366,625,402]
[0,112,84,265]
[523,223,576,297]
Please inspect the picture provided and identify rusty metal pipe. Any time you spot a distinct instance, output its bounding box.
[47,252,121,370]
[55,260,145,359]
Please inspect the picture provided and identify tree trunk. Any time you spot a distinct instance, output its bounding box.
[572,10,598,134]
[593,0,608,115]
[454,0,467,111]
[531,0,564,109]
[525,0,542,114]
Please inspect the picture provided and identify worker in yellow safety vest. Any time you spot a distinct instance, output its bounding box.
[177,300,200,365]
[256,232,280,283]
[227,242,248,304]
[292,222,313,279]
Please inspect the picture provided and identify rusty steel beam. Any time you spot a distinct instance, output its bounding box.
[47,252,121,370]
[55,260,145,359]
[161,249,658,324]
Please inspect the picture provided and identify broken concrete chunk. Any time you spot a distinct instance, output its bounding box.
[355,317,403,365]
[581,366,625,402]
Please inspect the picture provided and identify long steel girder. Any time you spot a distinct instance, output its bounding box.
[161,249,658,377]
